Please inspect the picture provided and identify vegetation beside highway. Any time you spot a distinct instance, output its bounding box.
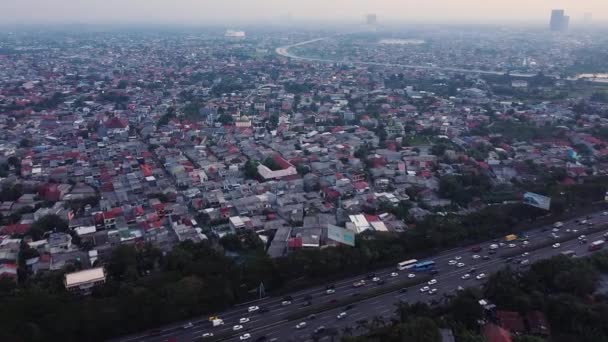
[4,176,608,341]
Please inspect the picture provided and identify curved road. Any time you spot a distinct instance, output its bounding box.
[275,35,537,78]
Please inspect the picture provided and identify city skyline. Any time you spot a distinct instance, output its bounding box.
[1,0,607,25]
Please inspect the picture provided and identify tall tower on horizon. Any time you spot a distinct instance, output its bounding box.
[366,14,377,26]
[550,9,569,32]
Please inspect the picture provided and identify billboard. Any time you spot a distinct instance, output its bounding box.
[327,224,356,247]
[523,192,551,210]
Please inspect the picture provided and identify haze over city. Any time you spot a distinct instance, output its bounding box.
[2,0,608,25]
[4,0,608,341]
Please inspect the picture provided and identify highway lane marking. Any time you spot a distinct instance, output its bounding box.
[120,217,608,342]
[218,217,606,322]
[221,229,608,341]
[212,319,290,342]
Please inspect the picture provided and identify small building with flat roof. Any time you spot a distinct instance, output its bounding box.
[64,267,106,294]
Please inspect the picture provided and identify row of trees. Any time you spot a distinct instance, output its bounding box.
[4,173,608,341]
[0,239,278,342]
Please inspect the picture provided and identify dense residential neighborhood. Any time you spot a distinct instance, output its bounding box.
[2,22,608,342]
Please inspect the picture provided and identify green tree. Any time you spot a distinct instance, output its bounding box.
[217,114,233,124]
[447,289,483,330]
[29,214,69,240]
[117,80,128,89]
[395,317,442,342]
[244,160,259,179]
[106,245,139,281]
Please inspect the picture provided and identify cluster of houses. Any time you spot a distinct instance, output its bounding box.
[1,30,608,292]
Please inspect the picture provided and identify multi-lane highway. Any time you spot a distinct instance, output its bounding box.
[116,210,608,342]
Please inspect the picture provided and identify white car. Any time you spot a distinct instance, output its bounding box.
[326,288,336,294]
[457,262,465,268]
[448,260,457,265]
[420,286,430,292]
[522,241,530,245]
[239,318,250,324]
[578,235,586,240]
[602,211,608,216]
[296,322,307,329]
[508,244,516,248]
[233,325,244,331]
[353,280,365,287]
[428,279,437,285]
[408,273,416,278]
[282,300,292,306]
[552,228,560,233]
[472,255,481,260]
[202,333,214,338]
[240,333,251,340]
[454,256,462,260]
[337,312,347,319]
[372,277,380,282]
[182,322,193,329]
[521,252,529,257]
[476,273,486,280]
[457,286,464,291]
[552,243,561,248]
[248,306,259,313]
[428,288,438,295]
[390,272,399,277]
[461,273,471,280]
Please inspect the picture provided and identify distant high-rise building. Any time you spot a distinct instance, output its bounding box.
[366,14,377,26]
[550,9,569,32]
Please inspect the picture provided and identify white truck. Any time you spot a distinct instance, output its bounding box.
[209,317,224,327]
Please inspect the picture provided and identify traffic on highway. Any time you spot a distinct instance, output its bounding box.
[117,210,608,342]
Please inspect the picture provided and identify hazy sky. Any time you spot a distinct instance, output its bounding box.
[2,0,607,25]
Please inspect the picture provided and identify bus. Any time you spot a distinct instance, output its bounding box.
[413,261,436,272]
[589,240,605,252]
[397,259,418,270]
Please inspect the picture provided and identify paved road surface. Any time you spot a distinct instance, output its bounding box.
[275,36,539,78]
[117,211,608,342]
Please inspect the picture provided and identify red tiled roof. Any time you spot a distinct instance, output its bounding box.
[105,117,128,129]
[353,181,369,190]
[364,214,380,222]
[496,310,526,333]
[288,237,303,248]
[482,324,512,342]
[0,223,31,235]
[272,154,293,169]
